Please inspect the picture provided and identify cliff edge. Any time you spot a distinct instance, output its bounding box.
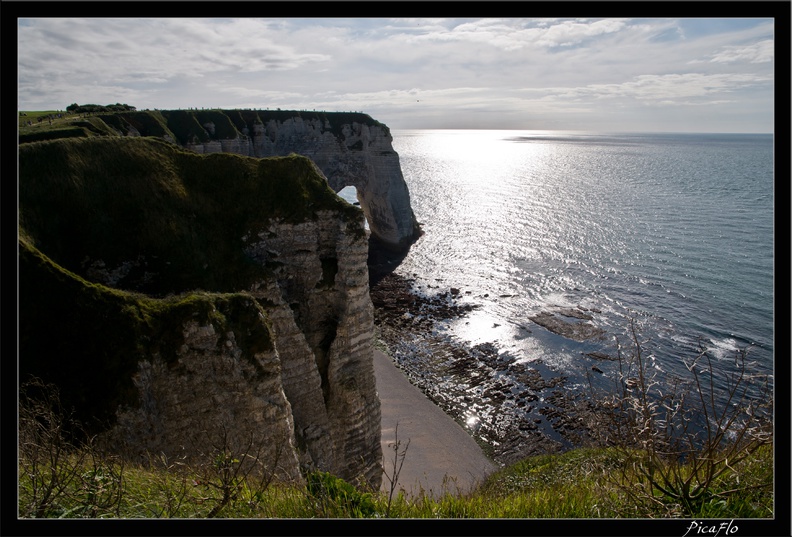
[18,136,382,489]
[41,109,422,251]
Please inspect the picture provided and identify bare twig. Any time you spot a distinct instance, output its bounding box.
[587,319,773,516]
[383,422,410,517]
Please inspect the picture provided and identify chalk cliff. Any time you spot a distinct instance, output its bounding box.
[18,136,382,488]
[92,109,421,251]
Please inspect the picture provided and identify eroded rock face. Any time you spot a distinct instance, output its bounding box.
[18,137,382,489]
[93,109,420,250]
[184,114,420,251]
[244,212,381,486]
[113,308,305,483]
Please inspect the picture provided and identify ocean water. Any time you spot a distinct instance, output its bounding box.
[386,130,774,404]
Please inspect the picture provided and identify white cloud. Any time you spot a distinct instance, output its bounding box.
[528,18,628,47]
[406,18,629,51]
[536,72,772,104]
[710,39,774,64]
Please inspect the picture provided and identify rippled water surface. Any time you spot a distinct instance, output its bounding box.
[388,130,774,394]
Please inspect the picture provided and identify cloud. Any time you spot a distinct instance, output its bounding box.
[18,18,330,82]
[408,18,629,51]
[534,72,772,104]
[294,87,490,113]
[710,39,774,64]
[527,18,629,47]
[205,85,304,102]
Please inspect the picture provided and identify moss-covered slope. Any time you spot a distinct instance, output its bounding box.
[19,136,363,295]
[19,236,275,434]
[19,109,419,251]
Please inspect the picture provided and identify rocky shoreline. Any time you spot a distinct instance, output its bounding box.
[370,272,602,468]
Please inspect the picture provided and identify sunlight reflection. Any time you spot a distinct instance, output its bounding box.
[418,130,558,172]
[449,310,517,346]
[464,412,481,432]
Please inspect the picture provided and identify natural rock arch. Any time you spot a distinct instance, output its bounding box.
[183,112,421,251]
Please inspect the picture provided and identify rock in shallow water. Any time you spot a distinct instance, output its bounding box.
[529,311,605,342]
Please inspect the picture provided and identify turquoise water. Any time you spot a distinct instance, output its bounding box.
[388,130,774,398]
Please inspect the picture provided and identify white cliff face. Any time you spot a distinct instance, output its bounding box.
[184,114,420,250]
[244,210,381,487]
[113,308,304,483]
[109,214,383,488]
[104,207,382,489]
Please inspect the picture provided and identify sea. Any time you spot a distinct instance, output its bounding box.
[341,129,774,437]
[383,130,773,406]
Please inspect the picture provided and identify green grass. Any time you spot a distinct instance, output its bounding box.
[17,444,773,519]
[19,110,91,142]
[19,110,68,124]
[94,110,176,139]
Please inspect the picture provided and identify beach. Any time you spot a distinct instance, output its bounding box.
[374,349,497,499]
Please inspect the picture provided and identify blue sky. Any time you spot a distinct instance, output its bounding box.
[17,17,776,132]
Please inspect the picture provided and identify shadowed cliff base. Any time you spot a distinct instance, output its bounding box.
[367,224,424,286]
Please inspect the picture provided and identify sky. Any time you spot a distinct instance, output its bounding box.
[16,17,777,133]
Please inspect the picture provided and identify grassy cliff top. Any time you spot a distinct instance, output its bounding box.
[18,108,389,144]
[19,136,364,295]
